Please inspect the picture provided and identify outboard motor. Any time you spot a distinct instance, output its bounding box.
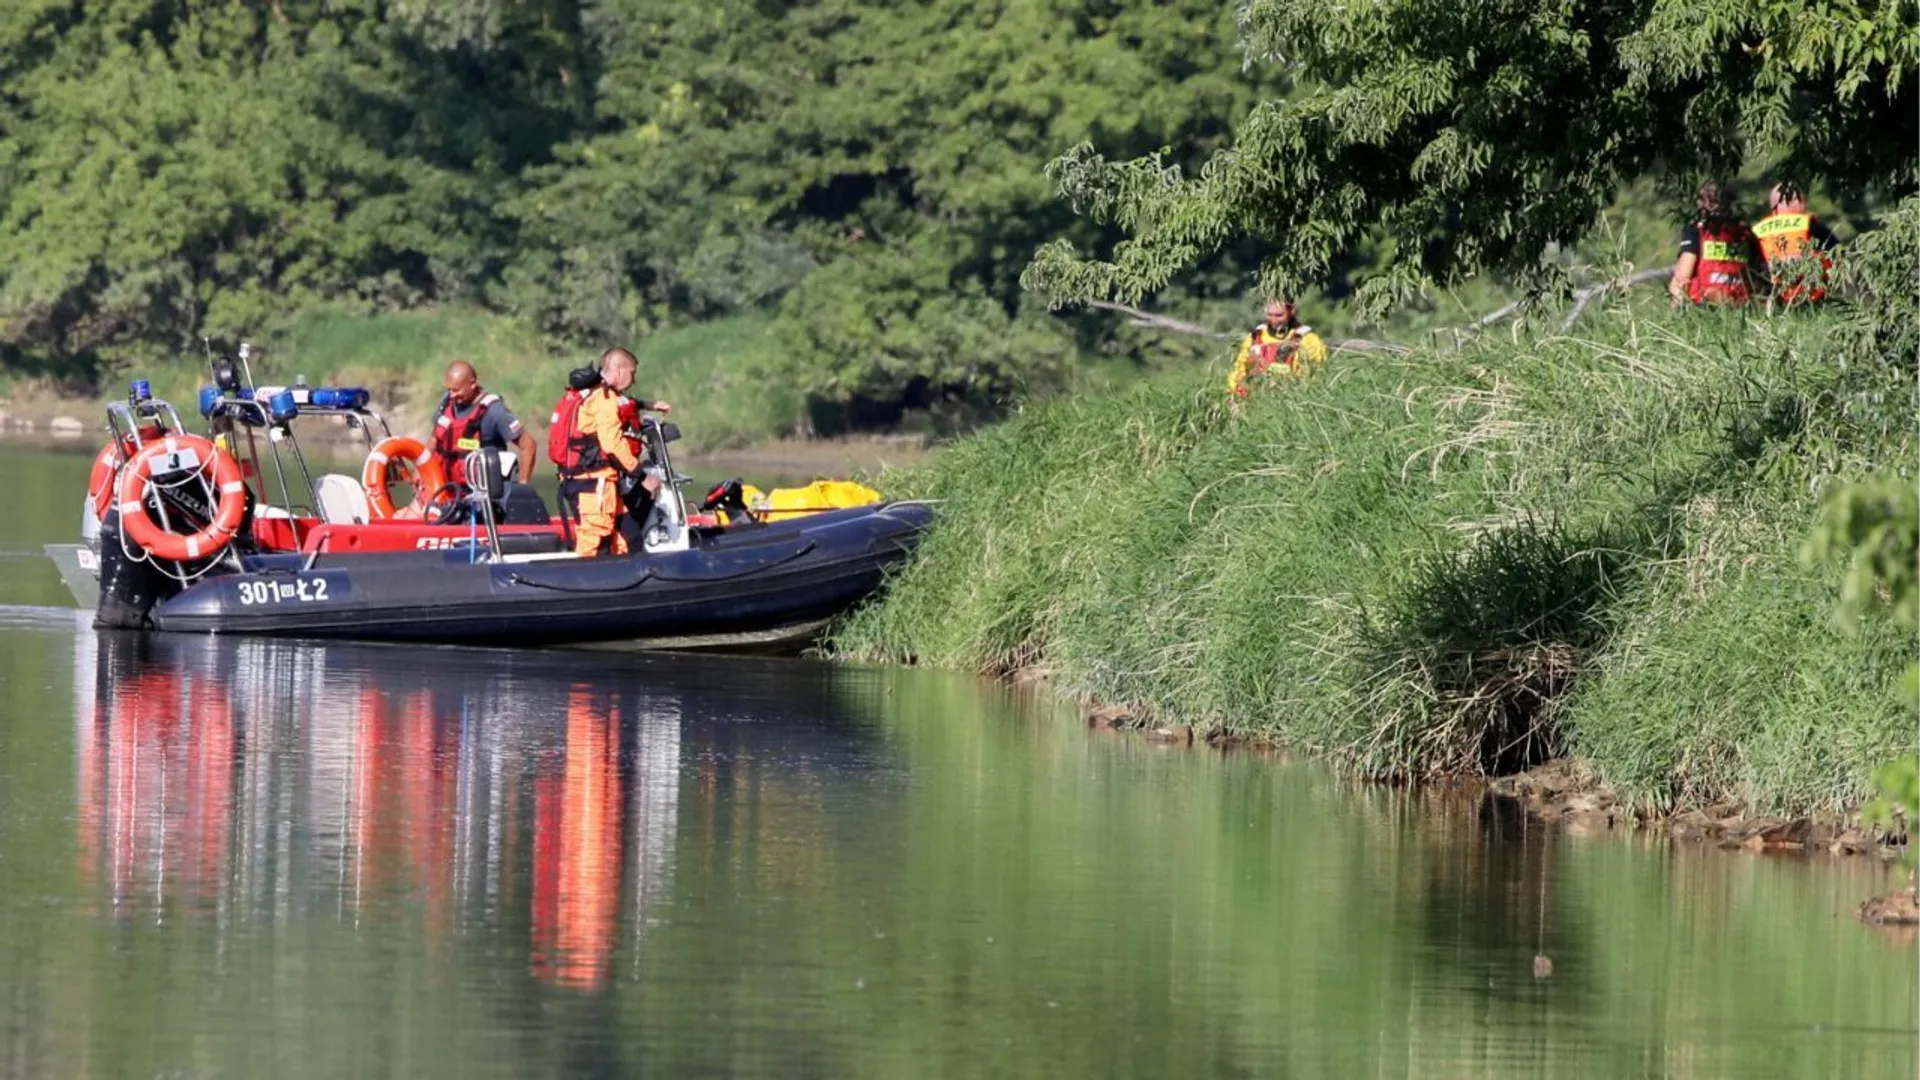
[93,511,183,630]
[92,383,220,628]
[701,478,758,524]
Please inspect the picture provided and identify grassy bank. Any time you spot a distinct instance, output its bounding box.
[836,304,1916,817]
[10,308,805,457]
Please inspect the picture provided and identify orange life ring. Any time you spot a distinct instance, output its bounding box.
[362,436,449,520]
[116,435,249,561]
[85,423,171,522]
[86,442,126,522]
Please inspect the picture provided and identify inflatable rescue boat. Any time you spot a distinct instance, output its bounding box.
[52,347,933,651]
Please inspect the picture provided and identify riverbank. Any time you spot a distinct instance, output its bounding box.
[0,308,806,457]
[1049,668,1904,858]
[833,305,1916,831]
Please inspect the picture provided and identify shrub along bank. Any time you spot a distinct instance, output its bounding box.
[834,302,1916,818]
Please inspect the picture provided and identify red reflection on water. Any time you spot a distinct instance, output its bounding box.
[75,651,637,992]
[531,686,624,990]
[76,671,234,909]
[349,688,459,938]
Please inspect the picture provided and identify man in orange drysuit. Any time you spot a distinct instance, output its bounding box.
[568,348,661,557]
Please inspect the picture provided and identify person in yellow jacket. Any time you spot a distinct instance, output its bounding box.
[1228,297,1327,398]
[568,348,659,557]
[1752,181,1839,308]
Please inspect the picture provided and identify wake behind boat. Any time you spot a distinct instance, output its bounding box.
[57,345,933,651]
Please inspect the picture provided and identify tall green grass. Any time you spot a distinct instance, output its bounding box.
[837,305,1917,816]
[119,307,801,455]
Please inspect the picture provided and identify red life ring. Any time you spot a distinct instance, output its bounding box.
[362,436,450,520]
[116,435,249,561]
[86,442,126,522]
[85,423,172,523]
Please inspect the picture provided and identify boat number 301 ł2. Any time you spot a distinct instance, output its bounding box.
[235,578,333,606]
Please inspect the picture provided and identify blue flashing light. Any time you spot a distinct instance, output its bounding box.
[308,387,370,410]
[268,389,299,424]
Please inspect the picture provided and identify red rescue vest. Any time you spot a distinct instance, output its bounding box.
[1687,221,1755,306]
[1247,325,1308,377]
[549,389,642,477]
[1752,212,1833,305]
[432,392,500,486]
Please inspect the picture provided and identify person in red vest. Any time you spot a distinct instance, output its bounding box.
[1667,182,1764,309]
[1753,181,1839,308]
[434,360,539,489]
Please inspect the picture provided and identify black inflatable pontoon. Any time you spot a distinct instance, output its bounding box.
[96,501,933,651]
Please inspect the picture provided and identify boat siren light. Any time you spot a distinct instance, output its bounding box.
[308,387,371,410]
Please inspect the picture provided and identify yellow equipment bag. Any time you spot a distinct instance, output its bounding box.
[737,479,883,523]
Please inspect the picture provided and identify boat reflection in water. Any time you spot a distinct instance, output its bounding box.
[72,631,867,992]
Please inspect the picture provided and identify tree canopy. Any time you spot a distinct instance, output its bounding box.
[0,1,1909,427]
[0,0,589,377]
[1022,0,1917,316]
[0,0,1280,426]
[505,0,1279,427]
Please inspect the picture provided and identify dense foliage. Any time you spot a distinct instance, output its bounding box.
[1,1,1910,429]
[1024,0,1917,315]
[495,0,1282,431]
[834,192,1918,812]
[0,1,591,380]
[0,0,1276,427]
[1802,192,1920,840]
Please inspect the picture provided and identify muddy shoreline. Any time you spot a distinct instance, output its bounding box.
[1011,666,1917,924]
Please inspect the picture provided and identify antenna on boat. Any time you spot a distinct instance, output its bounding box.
[235,341,260,393]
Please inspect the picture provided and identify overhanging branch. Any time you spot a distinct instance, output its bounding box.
[1082,268,1672,357]
[1086,300,1235,340]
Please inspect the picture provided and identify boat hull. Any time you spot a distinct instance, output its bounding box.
[135,502,932,649]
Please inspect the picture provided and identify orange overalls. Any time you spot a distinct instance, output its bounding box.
[570,387,642,557]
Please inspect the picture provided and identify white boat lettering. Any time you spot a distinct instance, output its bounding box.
[237,578,332,606]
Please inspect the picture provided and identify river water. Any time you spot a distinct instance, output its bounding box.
[1,448,1915,1077]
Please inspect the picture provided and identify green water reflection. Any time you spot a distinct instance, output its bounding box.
[3,448,94,608]
[0,621,1910,1079]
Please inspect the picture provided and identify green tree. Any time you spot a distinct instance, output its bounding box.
[0,0,588,379]
[1022,0,1918,315]
[507,0,1282,427]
